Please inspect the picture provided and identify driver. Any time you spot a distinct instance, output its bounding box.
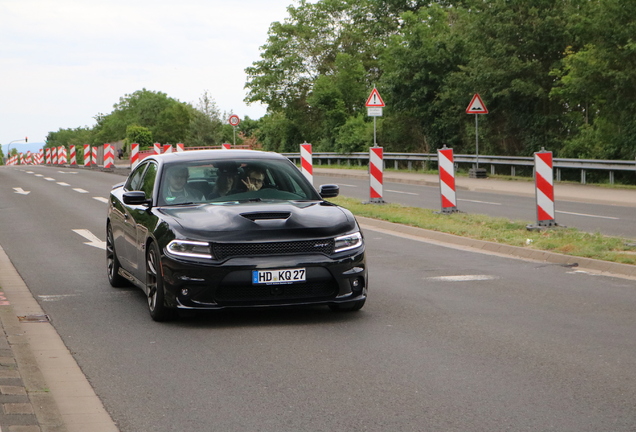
[163,166,203,204]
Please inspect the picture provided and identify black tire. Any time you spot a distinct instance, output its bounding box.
[106,223,129,287]
[328,298,366,312]
[146,242,174,322]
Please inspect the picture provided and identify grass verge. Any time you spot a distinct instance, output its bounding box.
[329,196,636,265]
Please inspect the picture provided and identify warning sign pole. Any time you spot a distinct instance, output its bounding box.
[466,93,488,178]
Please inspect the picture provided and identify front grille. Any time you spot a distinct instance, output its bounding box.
[213,239,334,260]
[213,281,338,304]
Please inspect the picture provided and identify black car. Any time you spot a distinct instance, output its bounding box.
[107,149,367,321]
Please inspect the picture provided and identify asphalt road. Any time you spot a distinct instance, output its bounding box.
[315,174,636,239]
[1,165,635,431]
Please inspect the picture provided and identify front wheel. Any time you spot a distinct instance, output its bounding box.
[328,298,366,312]
[106,223,128,287]
[146,242,174,322]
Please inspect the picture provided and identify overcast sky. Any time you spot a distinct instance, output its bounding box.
[1,0,299,148]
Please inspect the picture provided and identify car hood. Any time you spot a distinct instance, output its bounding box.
[157,200,357,242]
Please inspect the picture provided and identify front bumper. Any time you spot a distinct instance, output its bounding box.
[159,249,367,310]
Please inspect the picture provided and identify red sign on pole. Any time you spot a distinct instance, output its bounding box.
[466,94,488,114]
[228,114,240,126]
[366,88,385,107]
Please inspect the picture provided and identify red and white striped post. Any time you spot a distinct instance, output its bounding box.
[52,147,58,165]
[45,148,51,165]
[58,146,67,165]
[176,143,185,152]
[533,148,557,227]
[300,142,313,185]
[130,143,139,168]
[83,145,91,166]
[154,143,161,155]
[92,146,98,167]
[222,143,231,150]
[19,153,24,165]
[69,145,77,166]
[36,150,43,165]
[369,147,384,203]
[103,144,115,169]
[438,146,458,213]
[26,151,32,165]
[163,144,173,154]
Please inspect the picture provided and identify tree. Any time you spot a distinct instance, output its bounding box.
[187,91,224,147]
[125,125,153,151]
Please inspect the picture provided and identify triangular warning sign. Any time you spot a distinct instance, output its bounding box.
[366,88,385,107]
[466,93,488,114]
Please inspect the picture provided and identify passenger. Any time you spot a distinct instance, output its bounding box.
[163,166,204,204]
[241,166,266,192]
[209,168,237,199]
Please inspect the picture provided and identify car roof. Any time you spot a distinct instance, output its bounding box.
[146,149,288,165]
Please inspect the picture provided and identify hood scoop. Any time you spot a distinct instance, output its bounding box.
[241,212,291,222]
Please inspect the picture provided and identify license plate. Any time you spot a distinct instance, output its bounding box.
[252,268,306,285]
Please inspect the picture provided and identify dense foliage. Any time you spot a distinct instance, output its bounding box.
[245,0,636,160]
[44,90,247,154]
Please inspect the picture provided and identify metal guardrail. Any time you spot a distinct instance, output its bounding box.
[282,152,636,185]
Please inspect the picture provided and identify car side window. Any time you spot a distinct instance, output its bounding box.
[125,162,148,191]
[140,163,157,198]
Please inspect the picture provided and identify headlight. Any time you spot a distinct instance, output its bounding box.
[166,240,213,260]
[334,232,363,253]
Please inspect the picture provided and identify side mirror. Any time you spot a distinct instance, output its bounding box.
[319,184,339,198]
[123,191,152,206]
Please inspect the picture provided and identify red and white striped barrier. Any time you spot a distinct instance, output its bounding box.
[154,143,161,155]
[58,146,67,165]
[438,146,458,213]
[92,146,98,166]
[26,151,32,165]
[300,142,313,185]
[19,153,24,165]
[176,143,185,152]
[104,144,115,169]
[534,149,556,226]
[52,147,58,165]
[36,150,43,165]
[163,144,173,154]
[69,145,77,165]
[45,148,51,165]
[369,147,384,203]
[222,143,231,150]
[130,143,139,168]
[83,145,91,166]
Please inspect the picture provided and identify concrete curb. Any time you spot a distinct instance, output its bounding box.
[0,246,119,432]
[358,216,636,280]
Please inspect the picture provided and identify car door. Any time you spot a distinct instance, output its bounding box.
[114,161,149,270]
[127,162,158,281]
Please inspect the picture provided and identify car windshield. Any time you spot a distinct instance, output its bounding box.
[157,157,322,206]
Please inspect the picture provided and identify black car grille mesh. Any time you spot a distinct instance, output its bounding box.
[213,239,335,260]
[213,281,338,304]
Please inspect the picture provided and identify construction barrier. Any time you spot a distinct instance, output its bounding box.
[222,143,231,150]
[69,145,77,165]
[300,142,313,185]
[83,145,91,166]
[103,144,115,169]
[45,148,51,165]
[369,147,384,203]
[163,144,173,154]
[438,146,458,213]
[52,147,58,165]
[533,149,556,226]
[176,143,185,152]
[58,146,67,165]
[92,146,97,166]
[130,143,139,168]
[154,143,161,155]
